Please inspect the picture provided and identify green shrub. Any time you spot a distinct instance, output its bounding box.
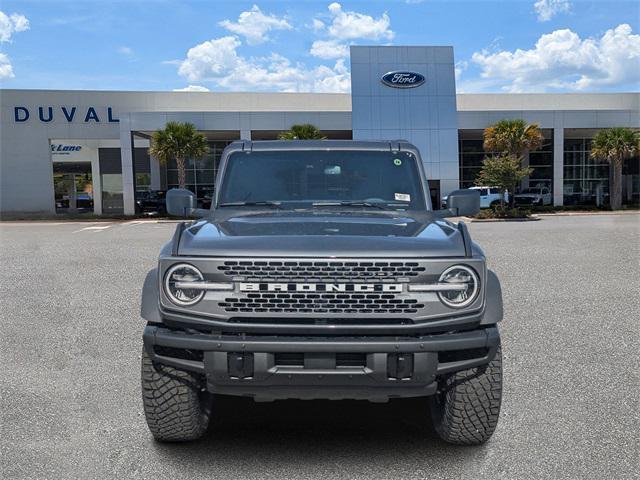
[474,206,531,219]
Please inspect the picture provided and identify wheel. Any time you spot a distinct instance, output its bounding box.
[490,200,500,209]
[429,344,502,445]
[141,348,212,442]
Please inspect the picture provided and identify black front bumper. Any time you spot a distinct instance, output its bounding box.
[143,325,500,401]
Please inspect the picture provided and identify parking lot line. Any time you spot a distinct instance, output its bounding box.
[72,225,112,233]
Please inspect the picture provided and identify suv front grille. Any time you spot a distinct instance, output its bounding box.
[217,260,426,282]
[219,292,424,314]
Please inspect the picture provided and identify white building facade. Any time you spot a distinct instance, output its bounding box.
[1,46,638,216]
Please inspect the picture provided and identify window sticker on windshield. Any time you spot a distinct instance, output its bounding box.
[393,158,402,166]
[395,193,411,202]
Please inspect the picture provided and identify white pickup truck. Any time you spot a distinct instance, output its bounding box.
[443,186,507,209]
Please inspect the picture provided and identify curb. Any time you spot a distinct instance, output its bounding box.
[465,216,540,223]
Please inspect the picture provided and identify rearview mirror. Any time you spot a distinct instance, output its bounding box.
[166,188,208,217]
[438,189,480,218]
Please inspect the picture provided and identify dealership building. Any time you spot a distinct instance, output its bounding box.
[1,45,638,216]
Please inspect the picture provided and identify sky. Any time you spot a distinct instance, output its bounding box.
[0,0,638,93]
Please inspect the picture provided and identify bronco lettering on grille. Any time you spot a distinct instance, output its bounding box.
[239,283,404,293]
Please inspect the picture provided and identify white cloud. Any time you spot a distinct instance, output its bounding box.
[118,46,134,56]
[533,0,570,22]
[471,24,640,92]
[178,36,242,82]
[311,18,325,32]
[173,85,210,92]
[310,39,349,60]
[0,52,14,79]
[177,35,350,93]
[0,11,29,42]
[454,60,468,81]
[324,3,393,41]
[308,3,394,60]
[219,5,291,45]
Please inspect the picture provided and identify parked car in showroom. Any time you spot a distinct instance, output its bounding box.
[514,187,552,206]
[442,186,507,209]
[136,190,167,215]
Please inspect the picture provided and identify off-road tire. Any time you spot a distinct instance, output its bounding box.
[141,349,212,442]
[429,344,502,445]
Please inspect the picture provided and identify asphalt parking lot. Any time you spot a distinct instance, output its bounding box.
[1,214,638,479]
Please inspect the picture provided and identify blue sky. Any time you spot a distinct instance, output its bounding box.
[0,0,638,93]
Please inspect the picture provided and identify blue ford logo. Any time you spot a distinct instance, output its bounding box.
[381,71,425,88]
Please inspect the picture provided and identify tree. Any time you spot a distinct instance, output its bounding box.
[148,122,209,189]
[278,124,326,140]
[483,119,545,158]
[476,156,533,208]
[590,128,640,210]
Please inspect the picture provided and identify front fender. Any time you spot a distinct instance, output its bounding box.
[481,269,503,325]
[141,268,162,323]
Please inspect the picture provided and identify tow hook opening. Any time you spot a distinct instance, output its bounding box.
[387,353,414,380]
[228,352,254,379]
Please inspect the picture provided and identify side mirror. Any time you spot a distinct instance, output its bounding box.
[438,189,480,217]
[166,188,208,217]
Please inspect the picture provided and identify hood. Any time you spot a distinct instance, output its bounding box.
[177,211,466,258]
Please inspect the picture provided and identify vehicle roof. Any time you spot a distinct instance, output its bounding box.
[226,139,417,152]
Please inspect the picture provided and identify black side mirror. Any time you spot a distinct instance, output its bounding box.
[438,189,480,218]
[166,188,208,217]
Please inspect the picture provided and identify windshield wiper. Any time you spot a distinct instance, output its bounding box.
[311,201,391,210]
[218,201,282,209]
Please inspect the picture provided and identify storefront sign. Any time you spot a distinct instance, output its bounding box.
[381,71,425,89]
[51,144,83,155]
[14,106,119,123]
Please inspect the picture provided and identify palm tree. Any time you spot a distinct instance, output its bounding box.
[483,119,545,158]
[278,124,326,140]
[482,119,544,206]
[148,122,209,189]
[590,128,639,210]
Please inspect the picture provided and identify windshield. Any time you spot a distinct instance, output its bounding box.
[218,150,427,210]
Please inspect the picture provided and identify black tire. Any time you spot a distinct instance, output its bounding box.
[141,349,212,442]
[490,200,500,209]
[429,344,502,445]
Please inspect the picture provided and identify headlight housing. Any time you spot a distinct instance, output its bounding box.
[164,263,205,306]
[437,265,480,308]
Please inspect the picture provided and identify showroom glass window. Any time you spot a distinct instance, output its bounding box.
[458,130,553,190]
[165,140,233,202]
[564,136,640,206]
[563,138,609,206]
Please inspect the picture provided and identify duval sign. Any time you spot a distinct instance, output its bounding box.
[381,71,425,88]
[13,106,119,123]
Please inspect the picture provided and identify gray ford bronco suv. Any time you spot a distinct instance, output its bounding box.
[141,140,503,445]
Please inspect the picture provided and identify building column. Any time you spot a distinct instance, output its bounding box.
[91,148,102,215]
[553,127,564,206]
[119,116,136,215]
[150,155,161,190]
[240,129,251,140]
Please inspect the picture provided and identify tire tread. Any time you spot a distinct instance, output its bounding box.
[431,345,502,445]
[141,349,210,442]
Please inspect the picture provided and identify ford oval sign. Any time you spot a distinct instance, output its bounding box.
[381,71,425,89]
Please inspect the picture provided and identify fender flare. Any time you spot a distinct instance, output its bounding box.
[481,269,503,325]
[141,268,162,323]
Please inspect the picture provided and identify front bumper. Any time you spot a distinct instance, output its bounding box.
[143,325,500,401]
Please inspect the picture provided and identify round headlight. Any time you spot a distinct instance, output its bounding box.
[437,265,480,308]
[164,263,205,306]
